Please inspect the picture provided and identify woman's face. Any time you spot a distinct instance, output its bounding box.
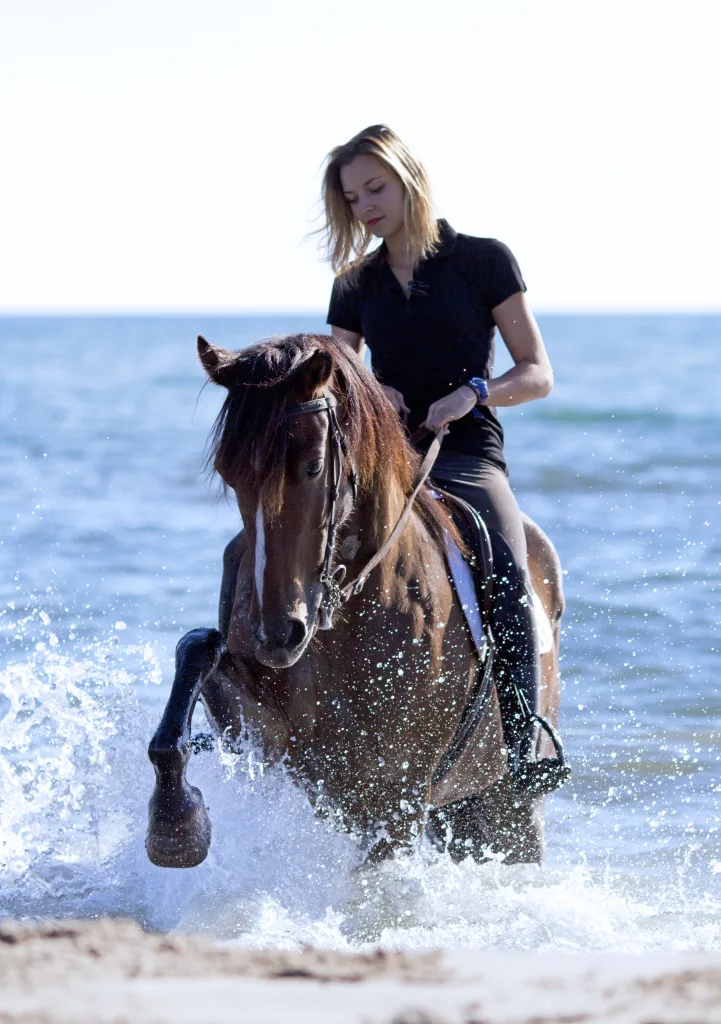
[340,154,405,241]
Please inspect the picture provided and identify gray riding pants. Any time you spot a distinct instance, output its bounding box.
[430,451,539,678]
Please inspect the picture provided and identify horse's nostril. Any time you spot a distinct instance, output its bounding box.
[287,617,307,649]
[264,616,307,650]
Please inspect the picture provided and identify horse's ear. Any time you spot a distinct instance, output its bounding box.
[198,336,239,389]
[295,348,333,397]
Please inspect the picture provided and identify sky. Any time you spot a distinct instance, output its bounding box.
[0,0,719,313]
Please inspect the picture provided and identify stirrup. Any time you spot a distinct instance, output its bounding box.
[509,715,571,797]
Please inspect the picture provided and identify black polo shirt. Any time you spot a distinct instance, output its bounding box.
[327,219,526,470]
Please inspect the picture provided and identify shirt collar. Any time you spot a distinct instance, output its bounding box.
[433,219,458,258]
[365,219,457,269]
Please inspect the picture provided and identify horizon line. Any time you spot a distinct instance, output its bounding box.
[1,308,721,318]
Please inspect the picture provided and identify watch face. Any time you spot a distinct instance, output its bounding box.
[467,377,489,402]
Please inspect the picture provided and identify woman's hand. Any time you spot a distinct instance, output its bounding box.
[381,385,410,423]
[421,386,477,433]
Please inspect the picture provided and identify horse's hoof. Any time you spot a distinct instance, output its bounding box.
[146,830,210,868]
[146,786,212,868]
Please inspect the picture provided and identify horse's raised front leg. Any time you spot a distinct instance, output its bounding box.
[146,627,224,868]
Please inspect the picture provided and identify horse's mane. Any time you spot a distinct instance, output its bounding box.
[206,333,455,550]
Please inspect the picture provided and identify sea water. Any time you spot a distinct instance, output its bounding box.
[1,314,719,951]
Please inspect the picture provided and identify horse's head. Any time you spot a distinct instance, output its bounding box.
[199,334,364,669]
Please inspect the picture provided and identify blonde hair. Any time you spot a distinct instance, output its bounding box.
[319,124,440,284]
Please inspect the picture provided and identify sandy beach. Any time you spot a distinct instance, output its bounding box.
[0,919,719,1024]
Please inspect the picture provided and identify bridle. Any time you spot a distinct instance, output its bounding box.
[284,393,356,625]
[284,391,446,626]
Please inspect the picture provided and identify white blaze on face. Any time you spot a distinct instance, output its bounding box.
[255,500,266,611]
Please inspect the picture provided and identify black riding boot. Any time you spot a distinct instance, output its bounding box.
[495,662,570,797]
[490,533,570,796]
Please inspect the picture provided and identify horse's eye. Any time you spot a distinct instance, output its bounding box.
[308,459,324,478]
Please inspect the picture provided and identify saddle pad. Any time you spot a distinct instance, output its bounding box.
[445,535,552,659]
[532,589,554,655]
[436,486,554,660]
[445,534,488,663]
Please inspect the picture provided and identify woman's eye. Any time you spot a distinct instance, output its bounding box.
[369,185,384,195]
[347,196,358,205]
[308,460,324,478]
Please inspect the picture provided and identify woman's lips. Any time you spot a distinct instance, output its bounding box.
[367,216,384,226]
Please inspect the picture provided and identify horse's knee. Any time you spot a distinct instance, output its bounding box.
[175,627,224,675]
[148,628,223,758]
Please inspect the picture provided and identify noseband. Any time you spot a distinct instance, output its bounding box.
[284,391,447,626]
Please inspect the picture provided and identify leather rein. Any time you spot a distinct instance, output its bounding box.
[284,393,446,622]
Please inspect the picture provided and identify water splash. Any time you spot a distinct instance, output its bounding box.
[0,614,719,953]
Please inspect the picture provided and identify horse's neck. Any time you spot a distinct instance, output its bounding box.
[343,473,431,594]
[352,474,406,557]
[322,473,450,684]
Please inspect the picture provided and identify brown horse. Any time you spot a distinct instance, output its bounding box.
[146,333,565,868]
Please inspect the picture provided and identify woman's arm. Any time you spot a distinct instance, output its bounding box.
[488,291,553,406]
[331,325,366,360]
[330,326,410,421]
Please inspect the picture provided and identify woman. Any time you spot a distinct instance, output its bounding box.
[322,124,567,795]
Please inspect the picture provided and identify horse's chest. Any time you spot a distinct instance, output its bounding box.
[312,616,460,736]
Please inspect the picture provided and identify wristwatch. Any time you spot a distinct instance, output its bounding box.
[464,376,489,405]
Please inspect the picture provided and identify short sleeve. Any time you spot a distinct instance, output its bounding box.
[327,276,362,334]
[484,240,527,309]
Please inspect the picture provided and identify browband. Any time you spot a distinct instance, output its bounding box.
[285,395,338,418]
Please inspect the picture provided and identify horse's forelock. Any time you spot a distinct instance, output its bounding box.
[206,333,455,548]
[207,336,332,507]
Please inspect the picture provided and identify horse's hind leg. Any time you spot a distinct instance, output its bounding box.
[428,787,544,864]
[472,782,544,864]
[427,797,495,862]
[146,627,224,868]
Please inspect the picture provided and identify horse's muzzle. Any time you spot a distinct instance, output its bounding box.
[254,615,311,669]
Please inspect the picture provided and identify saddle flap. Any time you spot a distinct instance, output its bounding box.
[445,535,488,663]
[431,486,494,663]
[432,485,554,657]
